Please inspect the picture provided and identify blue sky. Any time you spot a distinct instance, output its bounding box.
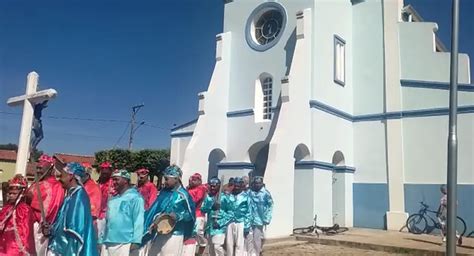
[0,0,472,156]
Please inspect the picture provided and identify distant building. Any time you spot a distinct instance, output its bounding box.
[0,150,96,205]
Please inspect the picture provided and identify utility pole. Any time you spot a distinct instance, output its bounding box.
[128,104,145,150]
[446,0,459,255]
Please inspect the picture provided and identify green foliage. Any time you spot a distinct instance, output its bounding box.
[95,149,133,170]
[95,148,170,175]
[0,143,18,151]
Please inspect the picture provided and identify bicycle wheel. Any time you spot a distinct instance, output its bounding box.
[406,214,427,234]
[293,226,314,235]
[467,231,474,238]
[336,227,349,234]
[456,216,467,236]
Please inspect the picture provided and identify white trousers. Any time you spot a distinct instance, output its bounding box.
[244,228,254,256]
[34,222,49,256]
[196,217,207,247]
[226,222,245,256]
[97,218,106,244]
[182,243,196,256]
[208,234,226,256]
[251,226,265,256]
[101,243,131,256]
[148,234,184,256]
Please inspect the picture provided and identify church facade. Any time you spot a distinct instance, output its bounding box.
[170,0,473,238]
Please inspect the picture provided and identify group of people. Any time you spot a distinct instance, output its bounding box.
[0,154,273,256]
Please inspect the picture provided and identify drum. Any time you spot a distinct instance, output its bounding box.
[153,214,176,235]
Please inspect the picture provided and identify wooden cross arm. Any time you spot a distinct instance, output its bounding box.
[7,89,58,107]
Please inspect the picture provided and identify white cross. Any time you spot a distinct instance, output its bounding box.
[6,71,57,175]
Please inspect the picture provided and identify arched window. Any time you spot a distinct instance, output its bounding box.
[254,73,273,122]
[262,76,273,120]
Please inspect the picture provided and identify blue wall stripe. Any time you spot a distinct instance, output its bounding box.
[401,79,474,92]
[310,100,474,122]
[353,183,474,232]
[295,160,355,173]
[227,109,254,118]
[170,131,194,138]
[171,119,198,132]
[309,101,353,121]
[216,162,255,170]
[353,183,389,229]
[404,184,474,236]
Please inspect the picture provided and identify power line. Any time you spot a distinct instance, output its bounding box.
[0,111,168,130]
[113,122,131,148]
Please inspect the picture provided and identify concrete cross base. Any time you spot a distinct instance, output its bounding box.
[386,211,408,230]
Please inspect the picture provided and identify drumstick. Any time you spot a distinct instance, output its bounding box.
[34,167,47,224]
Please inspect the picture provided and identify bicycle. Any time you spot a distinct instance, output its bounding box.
[406,201,466,244]
[293,214,349,238]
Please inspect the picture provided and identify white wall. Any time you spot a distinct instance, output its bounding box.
[402,87,474,110]
[264,7,314,238]
[352,0,385,115]
[403,115,474,184]
[223,0,313,110]
[353,121,388,183]
[180,33,232,183]
[293,168,315,228]
[311,110,354,165]
[313,0,353,114]
[399,22,471,84]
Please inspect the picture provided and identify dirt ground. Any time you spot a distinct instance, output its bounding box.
[264,243,407,255]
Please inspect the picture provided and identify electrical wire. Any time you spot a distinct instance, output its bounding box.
[0,111,168,130]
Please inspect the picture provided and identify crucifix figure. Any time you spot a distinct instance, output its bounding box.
[31,100,48,151]
[6,71,57,175]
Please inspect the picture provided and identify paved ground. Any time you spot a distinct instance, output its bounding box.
[265,243,405,255]
[263,228,474,255]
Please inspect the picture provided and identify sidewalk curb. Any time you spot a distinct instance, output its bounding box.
[295,235,473,256]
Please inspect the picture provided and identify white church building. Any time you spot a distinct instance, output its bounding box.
[170,0,473,238]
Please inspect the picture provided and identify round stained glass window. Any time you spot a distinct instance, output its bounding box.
[246,3,287,52]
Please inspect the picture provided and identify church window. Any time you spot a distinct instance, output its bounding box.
[334,35,346,86]
[245,2,287,52]
[262,77,273,120]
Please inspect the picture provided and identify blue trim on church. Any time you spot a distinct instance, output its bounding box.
[295,160,355,173]
[171,119,198,132]
[309,100,474,122]
[170,131,194,138]
[400,79,474,92]
[227,109,254,118]
[308,101,353,121]
[216,162,255,170]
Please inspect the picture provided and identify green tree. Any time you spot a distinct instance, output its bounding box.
[95,148,169,176]
[132,149,170,183]
[95,149,133,170]
[0,143,18,151]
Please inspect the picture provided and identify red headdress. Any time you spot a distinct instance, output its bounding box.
[136,168,149,176]
[37,154,55,168]
[99,162,112,169]
[9,174,28,189]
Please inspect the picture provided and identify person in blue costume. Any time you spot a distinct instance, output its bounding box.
[143,165,195,256]
[101,169,145,256]
[248,176,273,256]
[44,162,98,256]
[225,177,252,256]
[201,177,233,256]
